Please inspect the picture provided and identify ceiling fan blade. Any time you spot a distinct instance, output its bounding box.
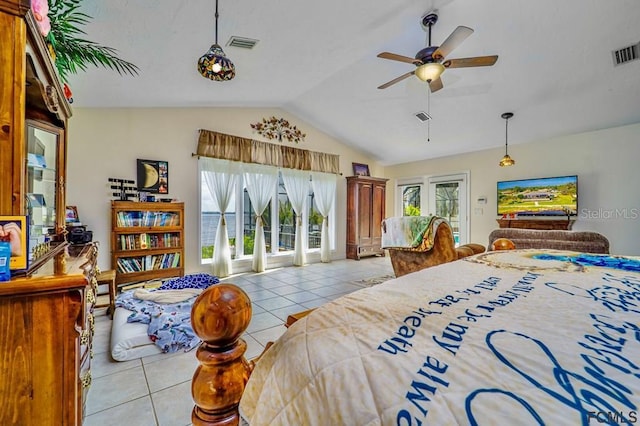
[433,26,474,60]
[377,71,415,89]
[429,77,443,93]
[377,52,422,65]
[443,55,498,68]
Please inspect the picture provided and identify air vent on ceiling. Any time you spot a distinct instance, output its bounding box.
[415,111,432,122]
[612,43,639,66]
[227,36,259,49]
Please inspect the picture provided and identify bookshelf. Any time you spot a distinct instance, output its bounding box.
[111,201,184,285]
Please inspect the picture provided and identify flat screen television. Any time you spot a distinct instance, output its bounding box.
[497,175,578,217]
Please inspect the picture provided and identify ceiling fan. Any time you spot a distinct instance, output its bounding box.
[377,12,498,92]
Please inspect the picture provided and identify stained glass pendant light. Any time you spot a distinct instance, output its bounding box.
[197,0,235,81]
[499,112,515,167]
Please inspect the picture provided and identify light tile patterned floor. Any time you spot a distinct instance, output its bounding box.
[84,256,394,426]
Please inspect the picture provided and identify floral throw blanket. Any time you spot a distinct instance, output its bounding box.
[115,273,219,353]
[381,215,444,249]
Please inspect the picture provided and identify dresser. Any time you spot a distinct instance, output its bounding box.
[0,245,97,425]
[346,176,388,259]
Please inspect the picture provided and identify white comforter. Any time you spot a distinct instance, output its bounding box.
[240,250,640,425]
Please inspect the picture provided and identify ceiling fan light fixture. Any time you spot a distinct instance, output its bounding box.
[415,62,445,82]
[499,112,515,167]
[198,0,235,81]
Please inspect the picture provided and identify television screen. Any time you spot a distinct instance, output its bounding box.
[497,175,578,217]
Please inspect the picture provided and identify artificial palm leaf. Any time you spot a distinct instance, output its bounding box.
[46,0,139,83]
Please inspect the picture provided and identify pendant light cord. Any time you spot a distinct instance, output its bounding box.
[214,0,219,45]
[504,116,509,154]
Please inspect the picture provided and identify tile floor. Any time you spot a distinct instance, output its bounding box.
[84,256,394,426]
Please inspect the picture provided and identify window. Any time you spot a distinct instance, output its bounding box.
[200,165,335,264]
[308,189,322,249]
[402,185,422,216]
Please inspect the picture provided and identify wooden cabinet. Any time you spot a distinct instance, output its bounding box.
[0,244,97,426]
[1,3,94,425]
[111,201,185,286]
[496,219,575,230]
[346,176,388,259]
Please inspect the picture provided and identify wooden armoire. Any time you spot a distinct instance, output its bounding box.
[346,176,388,259]
[0,2,97,425]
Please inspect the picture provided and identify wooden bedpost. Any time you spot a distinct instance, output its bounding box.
[191,283,253,426]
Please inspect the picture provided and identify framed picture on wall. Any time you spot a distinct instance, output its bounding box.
[352,162,370,177]
[137,159,169,194]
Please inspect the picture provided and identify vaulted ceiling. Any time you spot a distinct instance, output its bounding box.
[68,0,640,165]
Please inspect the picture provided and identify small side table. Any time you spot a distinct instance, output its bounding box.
[95,269,116,318]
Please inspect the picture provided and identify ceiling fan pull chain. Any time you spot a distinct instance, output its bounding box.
[427,89,431,142]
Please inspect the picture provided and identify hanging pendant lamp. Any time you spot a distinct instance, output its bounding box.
[499,112,515,167]
[197,0,235,81]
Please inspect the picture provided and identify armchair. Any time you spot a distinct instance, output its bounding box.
[382,216,485,277]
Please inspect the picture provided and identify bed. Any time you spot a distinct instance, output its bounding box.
[190,249,640,425]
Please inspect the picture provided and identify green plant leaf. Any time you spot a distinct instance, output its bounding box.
[46,0,139,83]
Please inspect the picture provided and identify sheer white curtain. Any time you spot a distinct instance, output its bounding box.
[243,164,278,272]
[201,158,240,277]
[311,172,336,263]
[281,168,310,266]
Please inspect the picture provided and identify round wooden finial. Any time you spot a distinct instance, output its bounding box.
[491,238,516,251]
[191,283,253,425]
[191,283,252,347]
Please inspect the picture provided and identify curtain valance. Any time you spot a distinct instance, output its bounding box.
[197,129,340,174]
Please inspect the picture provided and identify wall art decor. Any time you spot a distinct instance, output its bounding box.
[352,162,370,176]
[137,159,169,194]
[250,116,306,143]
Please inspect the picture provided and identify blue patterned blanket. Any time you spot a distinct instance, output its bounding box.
[115,273,219,353]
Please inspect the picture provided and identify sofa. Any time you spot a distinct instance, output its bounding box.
[488,228,610,254]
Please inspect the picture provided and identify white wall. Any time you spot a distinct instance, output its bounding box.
[66,107,382,272]
[383,122,640,255]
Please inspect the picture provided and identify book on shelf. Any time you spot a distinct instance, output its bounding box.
[117,211,180,227]
[139,233,148,249]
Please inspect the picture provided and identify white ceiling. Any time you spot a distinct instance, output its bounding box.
[68,0,640,166]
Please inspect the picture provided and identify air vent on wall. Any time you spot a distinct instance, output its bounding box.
[227,36,259,49]
[612,43,639,66]
[415,111,432,122]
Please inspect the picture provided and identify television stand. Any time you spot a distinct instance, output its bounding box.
[496,219,575,230]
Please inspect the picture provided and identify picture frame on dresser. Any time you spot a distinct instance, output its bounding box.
[0,215,28,270]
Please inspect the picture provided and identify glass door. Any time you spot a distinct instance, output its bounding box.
[428,173,468,245]
[25,120,63,261]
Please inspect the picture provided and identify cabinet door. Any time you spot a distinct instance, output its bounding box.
[25,120,65,247]
[371,182,386,251]
[357,182,373,247]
